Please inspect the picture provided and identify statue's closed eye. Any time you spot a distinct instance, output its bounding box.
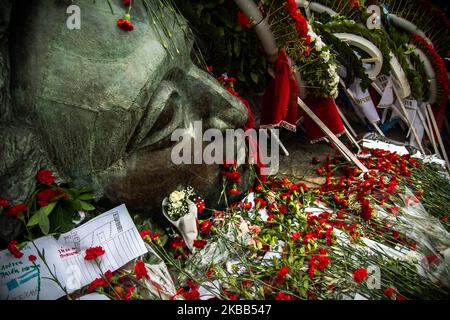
[127,81,184,152]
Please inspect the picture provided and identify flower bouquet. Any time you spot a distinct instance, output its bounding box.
[162,187,198,251]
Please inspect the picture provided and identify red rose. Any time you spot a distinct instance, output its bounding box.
[7,203,28,217]
[134,260,149,280]
[117,18,134,32]
[200,220,214,235]
[353,268,368,283]
[7,240,23,259]
[0,197,9,208]
[193,239,207,249]
[84,246,105,261]
[28,255,37,262]
[36,169,55,185]
[122,0,131,6]
[36,188,56,207]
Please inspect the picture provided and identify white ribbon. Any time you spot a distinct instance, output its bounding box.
[348,78,380,123]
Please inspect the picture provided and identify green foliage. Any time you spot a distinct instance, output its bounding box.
[323,17,393,76]
[25,186,97,237]
[382,18,429,101]
[176,0,267,93]
[316,24,372,90]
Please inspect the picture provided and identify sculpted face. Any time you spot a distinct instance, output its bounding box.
[3,0,249,214]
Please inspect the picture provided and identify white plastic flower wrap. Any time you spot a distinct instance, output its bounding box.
[121,243,179,300]
[162,187,198,251]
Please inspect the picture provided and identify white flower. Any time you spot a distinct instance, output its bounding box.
[321,50,330,63]
[315,37,324,51]
[239,220,250,234]
[169,190,185,203]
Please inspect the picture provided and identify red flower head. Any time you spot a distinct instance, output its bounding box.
[274,265,289,284]
[195,197,205,214]
[28,255,37,262]
[291,231,301,241]
[193,239,207,249]
[140,229,151,239]
[275,292,296,300]
[0,197,9,208]
[134,260,149,280]
[384,287,395,298]
[228,187,240,195]
[84,246,105,261]
[36,188,56,207]
[7,203,28,217]
[304,46,311,56]
[236,10,251,28]
[36,169,55,185]
[200,220,214,235]
[122,0,131,6]
[117,18,134,32]
[353,268,368,283]
[7,240,23,259]
[170,236,187,249]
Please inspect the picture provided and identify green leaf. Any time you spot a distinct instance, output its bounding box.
[27,212,40,227]
[27,202,56,227]
[78,193,96,201]
[42,202,57,216]
[79,200,95,211]
[250,72,259,84]
[39,210,50,235]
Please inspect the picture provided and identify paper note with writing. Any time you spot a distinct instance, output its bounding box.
[0,204,147,300]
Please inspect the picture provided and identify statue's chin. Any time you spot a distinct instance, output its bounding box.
[97,146,254,216]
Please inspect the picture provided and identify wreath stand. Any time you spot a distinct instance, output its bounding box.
[234,0,368,171]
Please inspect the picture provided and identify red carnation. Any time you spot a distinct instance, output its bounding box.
[0,197,9,208]
[236,10,251,28]
[195,197,205,214]
[200,220,214,235]
[170,236,187,249]
[7,203,28,217]
[384,287,395,298]
[117,18,134,32]
[274,265,289,284]
[228,187,240,195]
[275,292,296,300]
[193,239,207,249]
[84,246,105,261]
[7,240,23,259]
[36,188,56,207]
[134,260,149,280]
[36,169,55,185]
[291,231,301,241]
[353,268,368,283]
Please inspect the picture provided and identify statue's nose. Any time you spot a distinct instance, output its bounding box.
[183,66,248,130]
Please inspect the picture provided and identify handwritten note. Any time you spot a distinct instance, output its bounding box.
[0,204,148,300]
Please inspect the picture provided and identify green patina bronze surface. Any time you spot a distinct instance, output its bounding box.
[0,0,251,241]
